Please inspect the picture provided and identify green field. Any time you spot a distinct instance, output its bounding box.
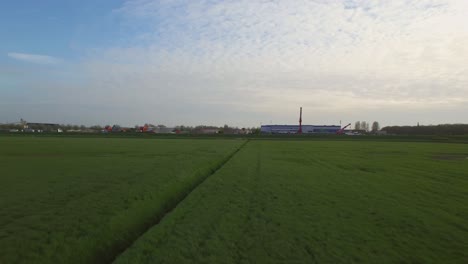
[0,137,244,263]
[1,136,467,263]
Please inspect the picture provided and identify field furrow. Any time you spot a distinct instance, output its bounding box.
[115,140,468,263]
[0,137,245,263]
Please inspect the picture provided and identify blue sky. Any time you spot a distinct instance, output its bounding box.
[0,0,125,61]
[1,0,467,127]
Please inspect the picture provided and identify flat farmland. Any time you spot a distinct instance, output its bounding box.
[1,136,468,263]
[115,140,468,263]
[0,136,244,263]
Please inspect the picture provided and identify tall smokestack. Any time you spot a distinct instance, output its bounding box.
[298,107,302,134]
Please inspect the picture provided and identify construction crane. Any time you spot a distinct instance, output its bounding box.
[336,123,351,134]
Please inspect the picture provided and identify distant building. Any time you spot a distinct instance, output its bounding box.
[260,125,340,134]
[26,122,59,127]
[26,122,60,132]
[199,128,219,134]
[346,129,367,135]
[154,127,175,133]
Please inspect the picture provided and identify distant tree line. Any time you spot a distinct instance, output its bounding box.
[382,124,468,135]
[0,123,23,131]
[0,122,260,134]
[0,123,105,132]
[354,121,380,133]
[174,125,260,134]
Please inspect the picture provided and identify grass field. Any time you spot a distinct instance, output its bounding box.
[115,140,468,263]
[1,136,467,263]
[0,137,244,263]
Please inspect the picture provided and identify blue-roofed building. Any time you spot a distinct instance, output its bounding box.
[260,125,340,134]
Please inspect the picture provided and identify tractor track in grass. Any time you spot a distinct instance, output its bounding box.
[106,139,250,263]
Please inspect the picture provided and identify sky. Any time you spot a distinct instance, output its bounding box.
[1,0,467,128]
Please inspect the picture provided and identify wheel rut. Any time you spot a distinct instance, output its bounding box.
[105,140,250,263]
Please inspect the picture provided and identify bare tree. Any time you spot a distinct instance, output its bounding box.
[360,121,369,132]
[372,121,380,132]
[354,121,361,130]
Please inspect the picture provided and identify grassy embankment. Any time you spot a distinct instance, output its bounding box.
[116,140,468,263]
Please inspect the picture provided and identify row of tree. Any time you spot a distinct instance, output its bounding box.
[354,121,380,132]
[5,121,467,135]
[174,125,260,134]
[0,123,104,132]
[0,122,261,134]
[381,124,468,135]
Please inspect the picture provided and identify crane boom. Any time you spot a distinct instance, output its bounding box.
[336,123,351,134]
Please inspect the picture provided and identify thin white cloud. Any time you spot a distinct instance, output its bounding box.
[91,0,468,113]
[7,52,62,64]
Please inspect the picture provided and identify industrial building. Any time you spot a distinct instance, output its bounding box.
[260,125,341,134]
[260,107,342,134]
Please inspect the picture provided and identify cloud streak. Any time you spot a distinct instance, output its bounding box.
[7,52,62,64]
